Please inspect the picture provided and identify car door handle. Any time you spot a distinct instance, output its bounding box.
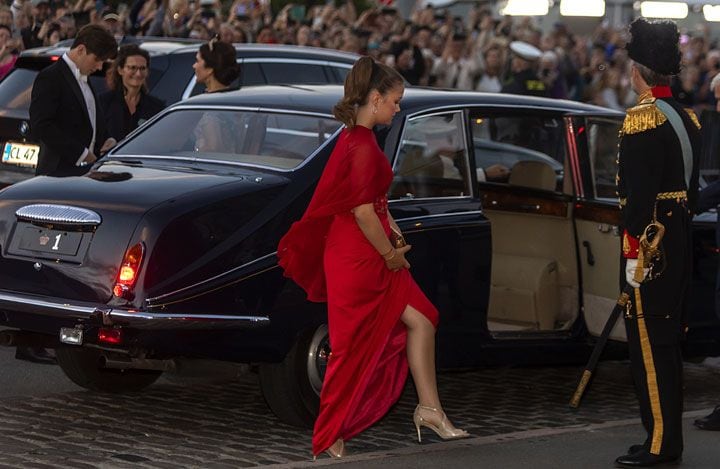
[582,240,595,266]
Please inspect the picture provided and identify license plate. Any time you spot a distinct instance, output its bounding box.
[2,142,39,168]
[18,227,83,256]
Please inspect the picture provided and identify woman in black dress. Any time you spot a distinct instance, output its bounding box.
[99,44,165,142]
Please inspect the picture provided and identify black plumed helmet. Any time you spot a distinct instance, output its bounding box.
[626,17,681,76]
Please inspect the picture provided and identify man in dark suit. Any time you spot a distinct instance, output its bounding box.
[30,24,118,177]
[614,18,701,467]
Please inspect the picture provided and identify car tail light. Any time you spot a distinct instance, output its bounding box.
[98,327,122,345]
[113,242,144,298]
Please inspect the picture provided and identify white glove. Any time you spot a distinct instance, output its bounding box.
[625,258,649,288]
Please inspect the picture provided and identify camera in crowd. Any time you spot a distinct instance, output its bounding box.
[199,0,216,19]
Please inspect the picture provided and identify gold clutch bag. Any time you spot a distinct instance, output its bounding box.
[391,227,406,248]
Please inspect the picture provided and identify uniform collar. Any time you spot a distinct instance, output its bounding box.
[651,85,672,98]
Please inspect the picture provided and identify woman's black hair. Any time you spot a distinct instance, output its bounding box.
[199,37,241,86]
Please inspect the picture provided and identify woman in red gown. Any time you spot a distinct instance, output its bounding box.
[278,57,468,458]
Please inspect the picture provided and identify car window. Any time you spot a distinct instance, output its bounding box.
[261,63,328,84]
[329,66,350,83]
[0,68,37,110]
[113,109,342,170]
[470,113,566,193]
[587,118,622,200]
[241,62,265,86]
[390,111,471,199]
[0,66,109,112]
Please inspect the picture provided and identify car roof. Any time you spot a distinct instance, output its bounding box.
[176,85,626,118]
[18,38,360,63]
[170,43,360,63]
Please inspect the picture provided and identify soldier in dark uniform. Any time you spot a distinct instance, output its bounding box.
[501,41,548,97]
[615,18,701,468]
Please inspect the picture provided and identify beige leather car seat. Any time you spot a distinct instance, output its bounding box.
[508,160,556,192]
[488,253,559,330]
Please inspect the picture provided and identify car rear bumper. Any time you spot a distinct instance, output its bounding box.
[0,290,270,331]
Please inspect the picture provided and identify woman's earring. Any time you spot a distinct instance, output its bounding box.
[372,106,378,114]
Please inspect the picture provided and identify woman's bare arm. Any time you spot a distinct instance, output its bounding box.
[353,204,410,270]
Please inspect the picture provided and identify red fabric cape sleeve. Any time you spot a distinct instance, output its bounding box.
[277,127,386,302]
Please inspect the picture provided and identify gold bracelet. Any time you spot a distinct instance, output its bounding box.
[380,246,393,257]
[383,249,396,261]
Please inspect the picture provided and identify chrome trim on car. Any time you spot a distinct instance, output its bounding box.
[392,110,474,200]
[145,252,279,307]
[181,59,353,100]
[397,210,485,224]
[242,58,354,67]
[15,204,102,225]
[168,104,335,119]
[0,291,104,315]
[403,103,624,120]
[106,311,269,330]
[0,290,269,330]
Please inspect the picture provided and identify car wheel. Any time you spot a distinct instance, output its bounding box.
[55,347,162,393]
[259,324,330,428]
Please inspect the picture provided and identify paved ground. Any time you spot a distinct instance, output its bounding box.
[307,411,720,469]
[0,359,719,467]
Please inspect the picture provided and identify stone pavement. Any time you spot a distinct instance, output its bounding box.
[305,411,720,469]
[1,361,719,468]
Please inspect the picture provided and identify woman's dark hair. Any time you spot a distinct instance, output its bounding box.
[108,44,151,92]
[333,56,404,128]
[199,38,240,86]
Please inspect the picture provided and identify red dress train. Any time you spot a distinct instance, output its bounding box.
[277,125,439,456]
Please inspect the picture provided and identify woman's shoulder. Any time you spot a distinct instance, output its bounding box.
[345,126,377,146]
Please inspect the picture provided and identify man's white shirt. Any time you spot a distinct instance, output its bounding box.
[62,53,96,165]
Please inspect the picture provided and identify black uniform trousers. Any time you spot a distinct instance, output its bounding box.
[624,310,684,457]
[620,200,691,458]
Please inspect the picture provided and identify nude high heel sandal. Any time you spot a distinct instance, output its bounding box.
[413,405,470,443]
[313,439,345,460]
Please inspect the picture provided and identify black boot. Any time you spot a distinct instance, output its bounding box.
[693,406,720,431]
[615,450,681,467]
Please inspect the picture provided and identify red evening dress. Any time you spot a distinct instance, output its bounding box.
[277,125,439,455]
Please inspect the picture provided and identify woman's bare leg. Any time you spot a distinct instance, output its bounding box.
[401,305,441,409]
[401,305,467,438]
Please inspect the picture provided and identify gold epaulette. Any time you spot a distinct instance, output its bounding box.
[621,98,667,135]
[684,108,701,129]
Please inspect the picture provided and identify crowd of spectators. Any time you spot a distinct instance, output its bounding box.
[1,0,720,111]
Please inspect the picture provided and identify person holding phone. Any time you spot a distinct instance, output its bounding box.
[0,24,20,80]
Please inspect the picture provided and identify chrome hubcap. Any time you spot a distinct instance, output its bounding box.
[306,324,330,396]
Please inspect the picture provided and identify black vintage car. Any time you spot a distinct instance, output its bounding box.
[0,86,717,427]
[0,39,358,186]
